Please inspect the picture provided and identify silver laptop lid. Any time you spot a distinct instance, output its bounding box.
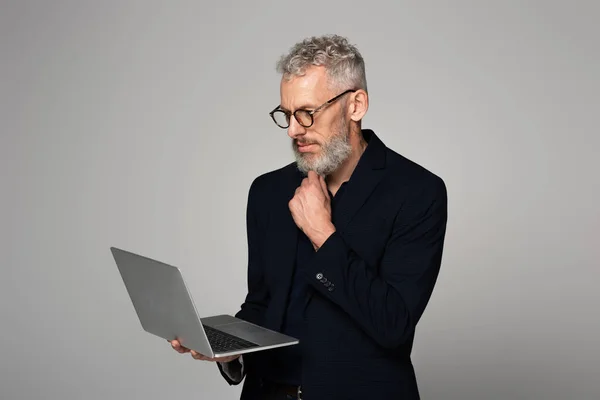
[110,247,214,357]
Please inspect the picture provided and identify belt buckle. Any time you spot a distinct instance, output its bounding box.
[297,386,303,400]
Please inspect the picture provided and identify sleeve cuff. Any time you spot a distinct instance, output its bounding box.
[219,355,244,383]
[303,231,348,294]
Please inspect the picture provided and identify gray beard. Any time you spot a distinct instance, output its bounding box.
[292,118,352,177]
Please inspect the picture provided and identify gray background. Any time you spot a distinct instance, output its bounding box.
[1,1,598,399]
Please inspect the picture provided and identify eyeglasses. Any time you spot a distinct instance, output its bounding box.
[269,89,357,129]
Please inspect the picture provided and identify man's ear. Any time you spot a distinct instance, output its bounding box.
[349,89,368,122]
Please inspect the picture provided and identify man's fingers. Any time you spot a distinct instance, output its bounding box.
[170,339,190,353]
[213,355,240,363]
[190,350,208,360]
[188,350,239,362]
[307,171,328,196]
[307,170,318,185]
[319,175,328,196]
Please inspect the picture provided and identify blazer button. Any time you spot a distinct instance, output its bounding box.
[316,273,323,280]
[328,286,335,292]
[320,277,327,283]
[324,281,331,287]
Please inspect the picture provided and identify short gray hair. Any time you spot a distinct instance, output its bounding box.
[276,34,367,93]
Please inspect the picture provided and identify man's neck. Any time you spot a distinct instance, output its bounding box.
[326,128,367,195]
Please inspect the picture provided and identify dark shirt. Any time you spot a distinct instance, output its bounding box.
[264,181,348,386]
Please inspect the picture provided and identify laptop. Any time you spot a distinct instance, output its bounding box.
[110,246,299,358]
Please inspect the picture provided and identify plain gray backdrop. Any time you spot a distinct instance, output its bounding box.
[1,1,598,399]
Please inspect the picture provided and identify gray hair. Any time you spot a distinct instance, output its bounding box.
[276,34,367,93]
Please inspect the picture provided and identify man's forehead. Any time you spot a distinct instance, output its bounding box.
[279,67,331,110]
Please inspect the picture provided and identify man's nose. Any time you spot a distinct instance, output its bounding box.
[287,114,306,139]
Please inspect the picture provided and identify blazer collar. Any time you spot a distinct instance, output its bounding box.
[355,128,387,171]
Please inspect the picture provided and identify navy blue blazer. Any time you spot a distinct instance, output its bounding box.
[219,129,448,399]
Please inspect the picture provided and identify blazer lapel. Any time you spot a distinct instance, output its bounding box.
[332,129,387,234]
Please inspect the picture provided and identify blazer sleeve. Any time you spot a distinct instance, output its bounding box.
[217,178,269,384]
[303,176,448,350]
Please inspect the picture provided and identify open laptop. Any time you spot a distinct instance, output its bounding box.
[110,247,298,358]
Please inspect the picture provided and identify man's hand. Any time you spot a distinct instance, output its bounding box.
[169,339,240,363]
[289,170,336,249]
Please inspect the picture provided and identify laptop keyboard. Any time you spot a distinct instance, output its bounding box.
[202,324,259,354]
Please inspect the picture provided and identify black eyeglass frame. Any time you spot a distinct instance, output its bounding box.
[269,89,358,129]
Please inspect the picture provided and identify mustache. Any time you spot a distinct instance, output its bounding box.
[295,139,319,145]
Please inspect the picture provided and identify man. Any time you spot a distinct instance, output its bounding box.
[170,34,447,399]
